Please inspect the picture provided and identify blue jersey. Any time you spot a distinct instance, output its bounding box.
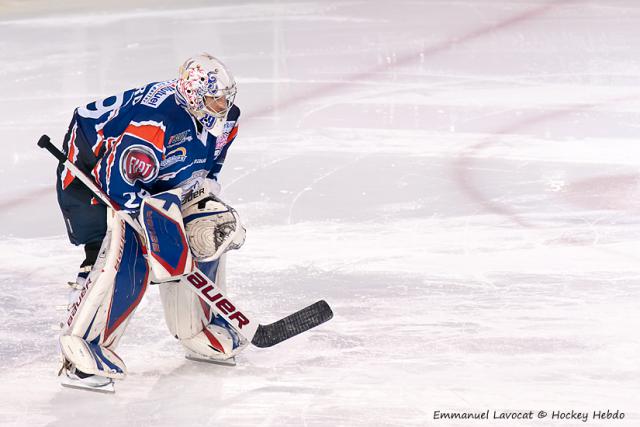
[60,79,239,212]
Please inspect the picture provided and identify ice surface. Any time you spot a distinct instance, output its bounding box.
[1,0,640,426]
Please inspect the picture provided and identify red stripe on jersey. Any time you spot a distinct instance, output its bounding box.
[124,122,165,151]
[62,171,75,190]
[93,129,105,157]
[105,145,117,188]
[61,125,79,190]
[92,162,101,184]
[62,169,75,190]
[105,134,125,189]
[227,125,238,142]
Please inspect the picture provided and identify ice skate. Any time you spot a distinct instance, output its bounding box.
[59,363,115,394]
[185,352,237,366]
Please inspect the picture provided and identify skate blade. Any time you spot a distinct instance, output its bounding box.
[185,353,236,366]
[60,377,115,394]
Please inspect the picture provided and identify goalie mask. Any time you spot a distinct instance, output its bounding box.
[183,196,246,262]
[175,53,237,136]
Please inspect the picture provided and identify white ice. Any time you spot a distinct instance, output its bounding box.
[1,0,639,426]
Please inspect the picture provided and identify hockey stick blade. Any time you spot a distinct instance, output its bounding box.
[251,300,333,348]
[180,270,332,348]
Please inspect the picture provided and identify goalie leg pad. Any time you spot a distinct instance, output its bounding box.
[159,257,224,339]
[180,323,236,360]
[181,319,248,360]
[59,335,126,379]
[160,256,247,359]
[63,210,150,372]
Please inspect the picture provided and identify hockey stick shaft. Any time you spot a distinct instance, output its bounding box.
[38,134,333,347]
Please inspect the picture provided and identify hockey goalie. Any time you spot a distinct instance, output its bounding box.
[55,54,247,392]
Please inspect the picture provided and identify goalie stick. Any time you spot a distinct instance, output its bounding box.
[37,134,333,348]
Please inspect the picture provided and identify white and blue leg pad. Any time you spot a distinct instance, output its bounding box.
[62,208,150,378]
[59,335,126,379]
[142,189,248,360]
[160,254,246,360]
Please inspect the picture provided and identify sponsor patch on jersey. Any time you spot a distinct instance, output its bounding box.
[141,81,175,108]
[120,145,159,185]
[223,120,235,133]
[215,121,236,156]
[167,129,193,147]
[160,147,187,168]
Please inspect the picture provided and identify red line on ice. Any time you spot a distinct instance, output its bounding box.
[17,0,571,210]
[452,94,640,228]
[245,0,576,120]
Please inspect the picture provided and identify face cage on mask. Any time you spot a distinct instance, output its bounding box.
[203,85,237,119]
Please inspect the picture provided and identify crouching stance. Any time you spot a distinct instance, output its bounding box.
[55,53,247,392]
[60,188,247,392]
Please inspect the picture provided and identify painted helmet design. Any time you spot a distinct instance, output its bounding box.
[175,53,237,133]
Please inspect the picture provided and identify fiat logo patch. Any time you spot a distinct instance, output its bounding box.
[119,144,159,185]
